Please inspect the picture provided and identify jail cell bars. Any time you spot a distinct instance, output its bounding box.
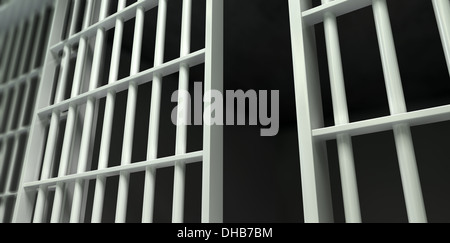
[0,1,53,223]
[13,0,223,223]
[289,0,450,223]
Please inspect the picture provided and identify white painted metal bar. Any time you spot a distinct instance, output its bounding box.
[91,0,127,223]
[49,0,160,54]
[0,68,42,92]
[432,0,450,76]
[172,0,192,223]
[321,0,361,223]
[288,0,333,223]
[4,135,20,195]
[18,14,37,77]
[5,88,35,199]
[32,32,66,223]
[0,89,11,132]
[0,21,25,133]
[13,0,70,223]
[302,0,372,26]
[70,0,110,223]
[29,7,48,71]
[36,50,205,119]
[0,140,10,222]
[16,8,47,130]
[0,198,5,223]
[17,82,32,128]
[23,151,203,191]
[0,192,17,200]
[15,13,38,128]
[372,0,427,223]
[68,0,82,38]
[49,0,97,222]
[0,127,29,142]
[313,104,450,140]
[143,0,168,223]
[0,32,5,59]
[0,14,38,211]
[32,110,61,222]
[5,86,20,132]
[115,3,144,223]
[0,27,15,133]
[34,0,95,223]
[0,26,15,83]
[202,0,224,223]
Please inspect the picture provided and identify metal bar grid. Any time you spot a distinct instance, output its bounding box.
[0,0,53,223]
[13,0,223,223]
[289,0,450,223]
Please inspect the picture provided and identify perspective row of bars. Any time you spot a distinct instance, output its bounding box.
[12,0,223,223]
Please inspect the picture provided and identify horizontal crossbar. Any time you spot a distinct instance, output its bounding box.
[0,68,41,91]
[37,49,205,119]
[0,126,30,141]
[23,151,203,191]
[49,0,159,54]
[302,0,372,26]
[313,104,450,140]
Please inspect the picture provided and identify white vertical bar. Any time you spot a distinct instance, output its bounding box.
[49,0,94,223]
[91,0,127,223]
[0,32,6,58]
[288,0,333,223]
[0,27,16,131]
[32,112,61,223]
[30,7,48,71]
[4,135,20,195]
[59,4,96,221]
[18,14,36,76]
[142,0,168,223]
[69,0,82,37]
[0,195,5,223]
[0,89,11,132]
[2,12,36,205]
[0,28,15,82]
[13,0,69,223]
[321,0,361,223]
[202,0,224,223]
[6,21,26,81]
[372,0,427,223]
[33,34,69,222]
[17,82,31,128]
[70,0,109,223]
[5,20,26,82]
[64,0,95,222]
[0,141,10,193]
[115,4,144,223]
[372,0,406,115]
[172,0,192,223]
[49,48,74,223]
[70,0,94,99]
[6,13,35,131]
[5,85,20,132]
[0,139,9,222]
[432,0,450,75]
